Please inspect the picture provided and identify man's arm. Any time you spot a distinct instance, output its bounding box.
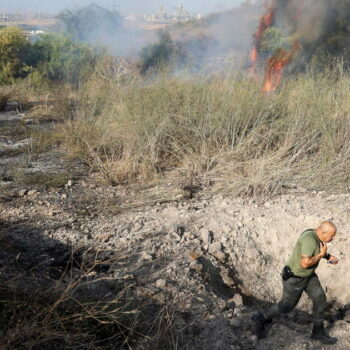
[300,242,327,268]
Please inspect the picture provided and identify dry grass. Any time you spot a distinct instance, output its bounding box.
[0,244,180,350]
[55,66,350,197]
[0,86,15,111]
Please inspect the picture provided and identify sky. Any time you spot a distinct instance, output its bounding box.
[0,0,244,15]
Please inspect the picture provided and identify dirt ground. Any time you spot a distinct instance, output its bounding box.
[1,107,350,349]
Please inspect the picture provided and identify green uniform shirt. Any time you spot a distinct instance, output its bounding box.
[286,230,321,277]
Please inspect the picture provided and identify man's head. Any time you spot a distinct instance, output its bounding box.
[316,221,337,243]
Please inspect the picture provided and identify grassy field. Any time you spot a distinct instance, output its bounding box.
[47,63,349,197]
[3,61,350,198]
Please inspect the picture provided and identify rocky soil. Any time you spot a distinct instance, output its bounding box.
[1,107,350,349]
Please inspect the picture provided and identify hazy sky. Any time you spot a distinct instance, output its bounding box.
[1,0,244,15]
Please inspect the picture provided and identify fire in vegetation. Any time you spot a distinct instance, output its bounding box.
[250,0,305,92]
[262,42,300,92]
[249,1,275,72]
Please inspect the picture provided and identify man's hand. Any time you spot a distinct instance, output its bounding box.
[328,256,339,265]
[320,242,327,257]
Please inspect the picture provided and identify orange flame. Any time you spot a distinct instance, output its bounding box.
[250,46,258,63]
[249,1,304,91]
[262,42,301,92]
[249,1,275,75]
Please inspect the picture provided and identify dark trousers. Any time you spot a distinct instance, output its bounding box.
[263,274,327,326]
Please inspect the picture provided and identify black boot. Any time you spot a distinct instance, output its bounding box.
[251,312,270,339]
[311,324,337,345]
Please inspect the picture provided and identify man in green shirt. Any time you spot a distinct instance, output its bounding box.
[252,221,339,345]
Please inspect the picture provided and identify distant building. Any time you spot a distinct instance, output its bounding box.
[144,4,201,24]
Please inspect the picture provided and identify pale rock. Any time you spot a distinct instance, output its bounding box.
[264,201,271,208]
[199,229,212,245]
[156,279,166,288]
[220,272,235,286]
[183,232,194,240]
[222,225,231,234]
[209,242,226,262]
[140,252,153,261]
[190,262,203,273]
[27,190,38,196]
[209,241,222,253]
[232,294,244,307]
[169,231,181,242]
[18,189,27,197]
[229,252,236,262]
[233,308,242,317]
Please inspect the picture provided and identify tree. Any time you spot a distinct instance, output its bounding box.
[0,27,29,84]
[57,4,122,44]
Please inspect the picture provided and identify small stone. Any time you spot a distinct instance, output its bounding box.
[232,294,244,307]
[156,279,166,288]
[27,190,38,196]
[183,232,194,240]
[209,242,227,262]
[67,180,73,186]
[209,242,222,253]
[233,308,242,317]
[169,231,181,242]
[221,272,235,286]
[199,229,212,245]
[188,251,202,260]
[62,194,67,199]
[140,252,153,261]
[190,262,203,273]
[18,189,27,197]
[229,318,242,328]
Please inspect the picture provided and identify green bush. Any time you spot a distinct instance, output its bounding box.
[0,27,30,84]
[32,33,99,87]
[0,27,99,87]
